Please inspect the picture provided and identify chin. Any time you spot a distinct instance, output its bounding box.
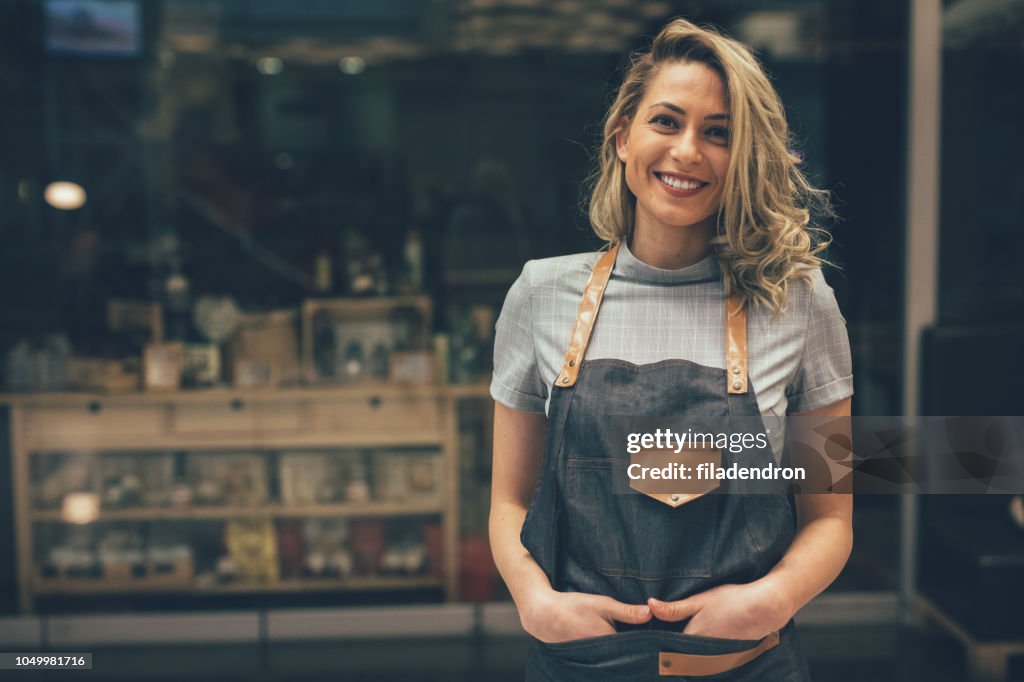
[656,212,714,230]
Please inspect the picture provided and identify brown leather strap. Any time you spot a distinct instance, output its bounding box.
[658,630,779,677]
[557,242,620,388]
[559,244,748,394]
[725,293,748,394]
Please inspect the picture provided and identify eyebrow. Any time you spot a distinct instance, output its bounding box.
[648,101,729,121]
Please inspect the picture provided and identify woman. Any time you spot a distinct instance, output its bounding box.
[489,17,853,681]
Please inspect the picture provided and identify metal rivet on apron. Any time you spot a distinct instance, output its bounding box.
[732,365,741,374]
[732,380,742,390]
[561,376,570,384]
[662,660,672,668]
[569,359,576,367]
[670,494,680,502]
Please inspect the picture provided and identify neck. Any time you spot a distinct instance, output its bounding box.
[628,217,714,270]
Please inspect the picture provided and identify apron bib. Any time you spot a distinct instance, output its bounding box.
[520,243,811,681]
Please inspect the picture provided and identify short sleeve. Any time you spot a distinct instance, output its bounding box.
[786,269,854,413]
[490,261,548,413]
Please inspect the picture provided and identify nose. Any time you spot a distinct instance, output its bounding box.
[670,128,703,166]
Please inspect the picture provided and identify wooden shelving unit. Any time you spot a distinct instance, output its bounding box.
[34,575,445,596]
[30,500,444,522]
[2,383,492,613]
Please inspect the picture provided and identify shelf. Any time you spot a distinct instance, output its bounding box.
[31,500,444,522]
[34,575,444,595]
[26,431,446,453]
[0,381,492,409]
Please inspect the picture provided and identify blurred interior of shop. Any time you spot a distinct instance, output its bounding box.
[0,0,1022,679]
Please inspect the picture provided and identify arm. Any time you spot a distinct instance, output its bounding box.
[648,397,853,639]
[755,396,854,616]
[490,401,652,641]
[488,402,552,615]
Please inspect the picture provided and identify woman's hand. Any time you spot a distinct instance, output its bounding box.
[647,581,793,642]
[521,588,652,644]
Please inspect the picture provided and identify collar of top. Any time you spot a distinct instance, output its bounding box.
[616,239,720,286]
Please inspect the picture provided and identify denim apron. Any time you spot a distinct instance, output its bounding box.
[521,243,812,681]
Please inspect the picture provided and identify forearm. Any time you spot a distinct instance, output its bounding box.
[756,510,853,616]
[489,499,553,613]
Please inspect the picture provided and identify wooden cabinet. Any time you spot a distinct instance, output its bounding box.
[3,384,489,613]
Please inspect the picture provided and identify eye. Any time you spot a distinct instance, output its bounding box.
[648,114,678,130]
[707,126,730,143]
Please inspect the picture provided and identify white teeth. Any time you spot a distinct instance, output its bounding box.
[658,174,704,190]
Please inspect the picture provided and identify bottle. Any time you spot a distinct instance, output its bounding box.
[313,250,333,294]
[164,256,191,341]
[403,227,423,293]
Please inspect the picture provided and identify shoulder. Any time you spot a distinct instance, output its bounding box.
[498,251,601,324]
[779,266,844,325]
[517,251,604,293]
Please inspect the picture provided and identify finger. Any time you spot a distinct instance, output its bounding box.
[648,597,701,622]
[598,597,651,624]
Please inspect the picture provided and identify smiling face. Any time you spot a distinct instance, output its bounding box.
[616,60,731,244]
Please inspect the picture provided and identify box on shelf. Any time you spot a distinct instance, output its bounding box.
[181,343,221,387]
[301,296,432,384]
[99,453,174,509]
[67,357,141,392]
[224,519,279,582]
[229,309,300,387]
[349,519,385,575]
[187,453,268,506]
[390,351,434,384]
[300,518,353,579]
[278,451,363,506]
[380,520,429,576]
[143,342,183,391]
[145,552,194,587]
[374,450,443,503]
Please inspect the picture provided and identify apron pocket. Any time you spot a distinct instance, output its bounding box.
[566,458,718,579]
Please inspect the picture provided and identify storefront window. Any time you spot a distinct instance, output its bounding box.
[1,0,914,613]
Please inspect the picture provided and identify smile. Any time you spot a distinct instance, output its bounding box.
[655,172,709,192]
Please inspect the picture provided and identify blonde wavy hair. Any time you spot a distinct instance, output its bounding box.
[588,18,833,313]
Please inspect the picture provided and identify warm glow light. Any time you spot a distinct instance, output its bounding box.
[44,181,87,210]
[257,56,283,75]
[62,493,100,524]
[339,56,365,75]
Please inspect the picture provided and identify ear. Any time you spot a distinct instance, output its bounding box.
[614,116,630,162]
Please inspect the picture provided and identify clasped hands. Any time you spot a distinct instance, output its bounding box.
[522,581,792,645]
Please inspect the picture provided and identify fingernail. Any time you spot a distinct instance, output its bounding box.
[639,605,650,616]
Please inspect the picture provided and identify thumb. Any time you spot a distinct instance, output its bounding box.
[648,596,701,622]
[599,597,652,624]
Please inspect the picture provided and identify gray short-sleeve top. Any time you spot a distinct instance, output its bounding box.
[490,241,853,454]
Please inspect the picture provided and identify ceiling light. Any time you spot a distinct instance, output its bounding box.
[44,181,87,210]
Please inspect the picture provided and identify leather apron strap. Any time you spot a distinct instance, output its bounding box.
[557,242,621,388]
[658,630,780,677]
[557,242,749,395]
[725,292,749,394]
